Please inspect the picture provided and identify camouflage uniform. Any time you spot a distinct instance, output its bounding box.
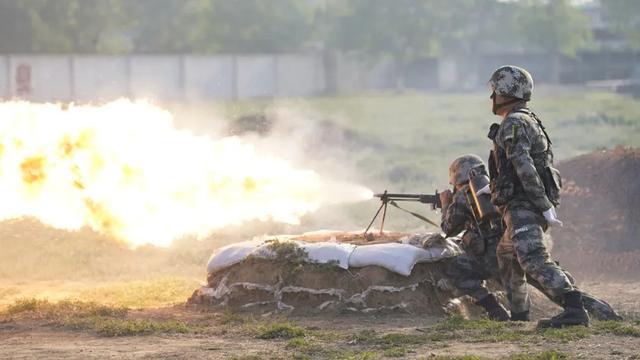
[489,107,575,300]
[441,184,530,311]
[444,153,621,320]
[487,66,593,327]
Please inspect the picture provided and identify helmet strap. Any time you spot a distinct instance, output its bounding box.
[492,96,525,115]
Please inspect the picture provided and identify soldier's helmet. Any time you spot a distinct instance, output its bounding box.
[449,154,484,186]
[488,65,534,101]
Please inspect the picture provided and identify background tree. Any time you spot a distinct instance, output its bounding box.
[602,0,640,49]
[515,0,591,57]
[0,0,33,53]
[322,0,450,89]
[10,0,132,54]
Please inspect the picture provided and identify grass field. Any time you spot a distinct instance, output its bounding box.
[172,88,640,233]
[204,87,640,186]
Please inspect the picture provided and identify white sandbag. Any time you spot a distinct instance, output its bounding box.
[206,239,266,274]
[348,243,429,276]
[302,242,356,269]
[252,239,355,269]
[207,232,460,277]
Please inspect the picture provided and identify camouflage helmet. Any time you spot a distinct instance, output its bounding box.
[488,65,534,101]
[449,154,484,186]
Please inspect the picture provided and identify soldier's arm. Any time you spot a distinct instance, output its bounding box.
[440,192,471,237]
[502,118,554,212]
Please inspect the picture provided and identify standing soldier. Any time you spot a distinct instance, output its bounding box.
[478,65,589,328]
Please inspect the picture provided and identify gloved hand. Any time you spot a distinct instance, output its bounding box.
[438,189,453,209]
[543,207,563,227]
[476,184,491,196]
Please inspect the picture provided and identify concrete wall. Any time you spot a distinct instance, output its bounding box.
[0,57,9,98]
[0,52,637,102]
[73,56,129,102]
[130,56,184,100]
[183,55,234,100]
[276,54,325,97]
[237,56,276,99]
[0,54,329,102]
[8,56,73,101]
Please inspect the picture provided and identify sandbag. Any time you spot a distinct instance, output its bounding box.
[206,233,461,277]
[302,242,356,269]
[348,243,429,276]
[206,239,266,273]
[251,239,355,269]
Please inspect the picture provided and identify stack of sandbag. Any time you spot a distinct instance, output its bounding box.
[206,232,462,277]
[189,232,468,315]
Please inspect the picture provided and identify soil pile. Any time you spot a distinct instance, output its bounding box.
[553,146,640,278]
[189,232,476,316]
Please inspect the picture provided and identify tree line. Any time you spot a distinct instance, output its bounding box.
[0,0,636,57]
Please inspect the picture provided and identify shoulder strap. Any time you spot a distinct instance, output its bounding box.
[487,123,500,141]
[510,108,552,147]
[529,111,552,147]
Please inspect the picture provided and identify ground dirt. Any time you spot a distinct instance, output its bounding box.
[0,281,639,359]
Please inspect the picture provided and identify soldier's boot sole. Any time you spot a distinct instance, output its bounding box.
[536,309,590,329]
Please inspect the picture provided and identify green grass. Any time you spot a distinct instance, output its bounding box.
[210,91,640,174]
[1,297,196,337]
[3,298,127,318]
[333,351,379,360]
[184,90,640,232]
[96,318,191,337]
[538,326,591,342]
[218,310,256,325]
[382,346,406,357]
[594,320,640,337]
[256,322,307,339]
[78,276,199,308]
[508,350,568,360]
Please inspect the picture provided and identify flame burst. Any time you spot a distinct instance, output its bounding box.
[0,100,372,247]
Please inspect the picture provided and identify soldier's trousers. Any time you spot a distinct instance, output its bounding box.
[497,206,574,309]
[446,238,530,312]
[445,241,497,302]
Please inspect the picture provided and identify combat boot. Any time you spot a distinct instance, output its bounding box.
[537,291,590,329]
[477,294,510,321]
[510,310,530,322]
[581,293,623,321]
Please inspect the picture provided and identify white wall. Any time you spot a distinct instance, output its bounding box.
[276,54,324,97]
[9,56,72,101]
[0,53,406,101]
[183,55,234,100]
[237,56,277,99]
[0,57,9,98]
[73,56,129,102]
[130,56,183,100]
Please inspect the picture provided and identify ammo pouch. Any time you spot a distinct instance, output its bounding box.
[490,176,514,207]
[541,165,562,206]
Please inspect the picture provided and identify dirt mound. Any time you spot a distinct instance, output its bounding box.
[191,257,461,316]
[188,233,480,316]
[553,146,640,278]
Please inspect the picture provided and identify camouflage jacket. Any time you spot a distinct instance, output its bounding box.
[440,184,475,238]
[490,107,554,212]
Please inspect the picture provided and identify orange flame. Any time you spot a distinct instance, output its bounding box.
[0,100,371,247]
